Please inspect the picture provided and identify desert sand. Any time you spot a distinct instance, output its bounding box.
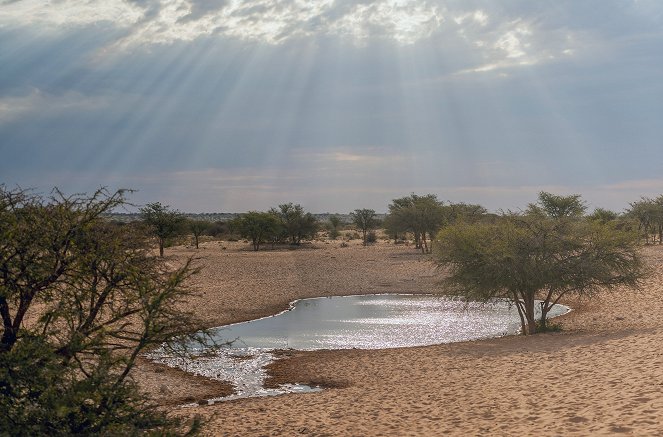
[137,239,663,436]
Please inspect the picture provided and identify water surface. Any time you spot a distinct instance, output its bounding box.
[208,294,569,350]
[152,294,569,403]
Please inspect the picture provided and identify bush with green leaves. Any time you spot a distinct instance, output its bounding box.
[435,193,645,335]
[0,187,202,435]
[140,202,186,257]
[230,211,281,251]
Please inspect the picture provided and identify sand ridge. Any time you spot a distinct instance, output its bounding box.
[139,240,663,436]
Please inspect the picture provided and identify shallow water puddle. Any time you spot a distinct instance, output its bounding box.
[150,294,569,403]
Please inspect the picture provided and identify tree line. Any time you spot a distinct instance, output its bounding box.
[137,192,663,256]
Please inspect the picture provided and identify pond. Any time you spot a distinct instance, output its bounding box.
[150,294,569,403]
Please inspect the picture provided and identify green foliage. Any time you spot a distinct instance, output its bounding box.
[527,191,586,218]
[350,208,378,246]
[205,220,229,238]
[627,197,663,244]
[327,215,342,240]
[270,203,318,245]
[0,187,203,435]
[443,202,488,225]
[140,202,186,256]
[535,319,563,333]
[187,219,211,249]
[385,194,461,253]
[434,199,644,335]
[588,208,619,224]
[230,211,280,251]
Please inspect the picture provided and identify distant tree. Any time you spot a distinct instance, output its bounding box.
[527,191,586,218]
[627,198,662,244]
[588,208,619,224]
[0,187,203,434]
[205,220,229,238]
[271,203,318,245]
[443,202,488,224]
[188,219,210,249]
[231,211,280,251]
[382,213,403,243]
[327,215,342,240]
[351,208,378,246]
[435,202,644,335]
[385,194,448,253]
[655,195,663,244]
[140,202,185,256]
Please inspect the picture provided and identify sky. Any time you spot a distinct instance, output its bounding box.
[1,0,662,213]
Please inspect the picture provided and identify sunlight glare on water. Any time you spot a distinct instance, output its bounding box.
[151,294,569,403]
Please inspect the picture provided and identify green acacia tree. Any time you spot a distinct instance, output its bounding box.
[188,219,211,249]
[527,191,586,218]
[270,203,318,245]
[385,194,452,253]
[231,211,280,251]
[435,197,644,335]
[327,215,342,240]
[627,197,663,244]
[0,187,203,435]
[588,208,619,224]
[350,208,378,246]
[140,202,185,256]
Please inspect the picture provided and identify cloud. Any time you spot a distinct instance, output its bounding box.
[0,89,108,124]
[0,0,143,28]
[327,1,442,45]
[0,0,580,74]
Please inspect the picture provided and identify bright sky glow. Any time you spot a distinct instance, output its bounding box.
[1,0,662,213]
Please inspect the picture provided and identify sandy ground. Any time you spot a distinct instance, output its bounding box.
[137,239,663,436]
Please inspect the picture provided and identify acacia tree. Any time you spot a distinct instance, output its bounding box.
[588,208,619,224]
[627,197,663,244]
[140,202,185,256]
[527,191,586,218]
[0,187,203,434]
[327,215,342,240]
[231,211,280,251]
[385,194,449,253]
[351,208,378,245]
[435,197,644,335]
[270,203,318,245]
[443,202,488,225]
[188,219,210,249]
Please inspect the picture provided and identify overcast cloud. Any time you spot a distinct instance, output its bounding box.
[1,0,662,212]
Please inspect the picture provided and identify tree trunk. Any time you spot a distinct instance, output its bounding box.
[539,301,548,331]
[523,293,537,335]
[194,235,199,249]
[158,239,164,257]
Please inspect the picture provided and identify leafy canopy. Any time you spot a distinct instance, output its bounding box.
[0,186,203,435]
[435,193,644,335]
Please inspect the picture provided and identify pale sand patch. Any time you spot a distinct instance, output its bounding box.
[138,240,663,436]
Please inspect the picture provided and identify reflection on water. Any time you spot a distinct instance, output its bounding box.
[150,294,569,403]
